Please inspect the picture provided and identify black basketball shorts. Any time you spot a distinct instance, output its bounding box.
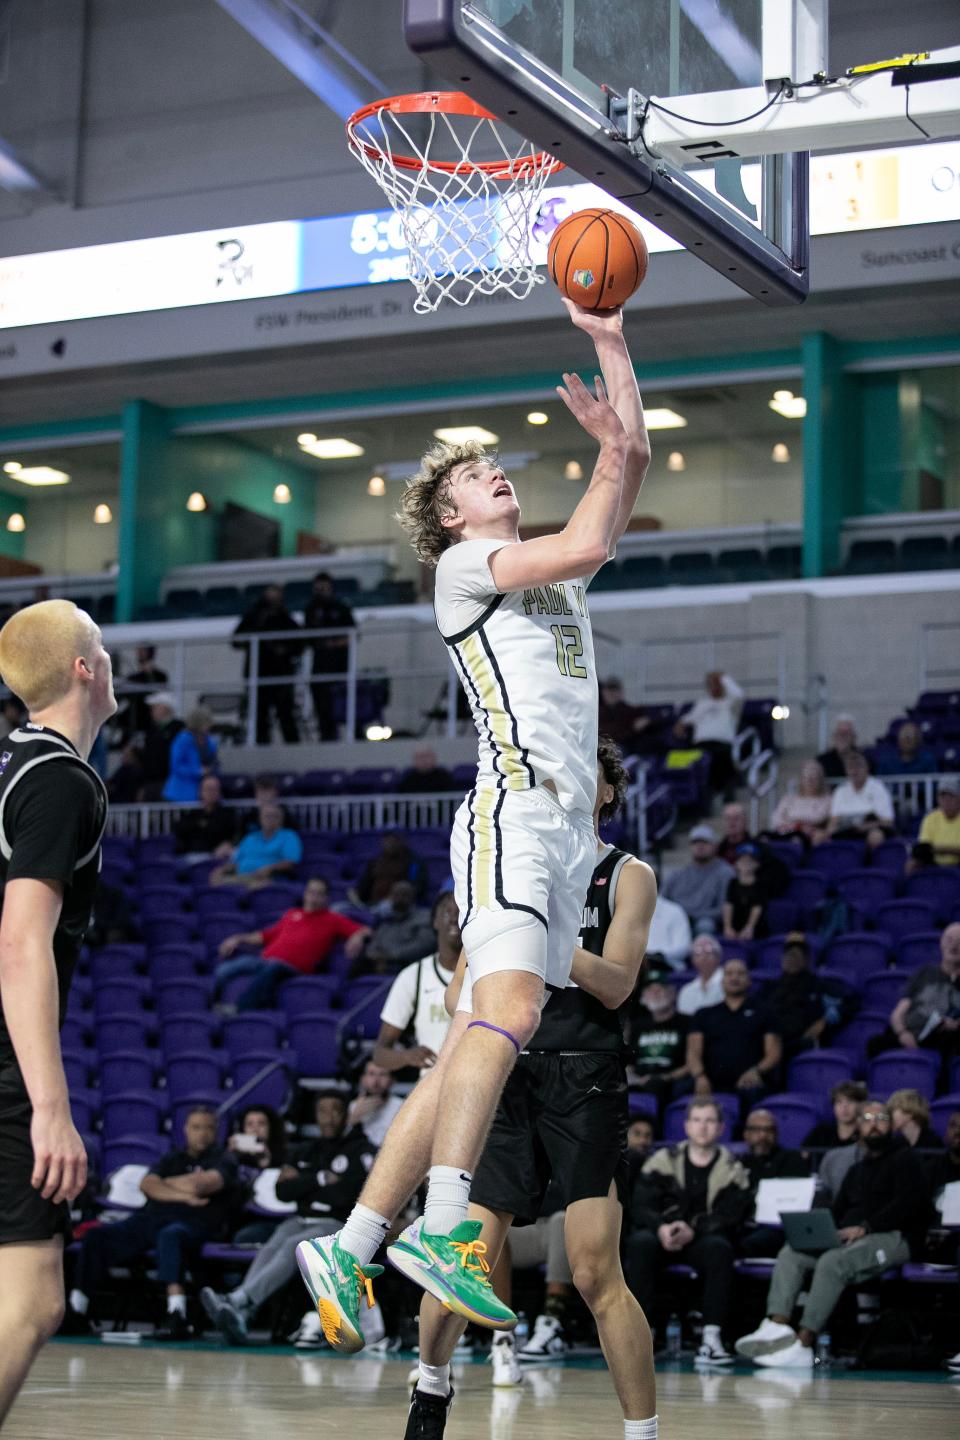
[0,1073,71,1246]
[470,1050,629,1226]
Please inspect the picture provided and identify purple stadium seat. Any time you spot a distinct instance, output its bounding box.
[148,948,201,982]
[861,969,910,1013]
[837,870,898,913]
[350,766,402,794]
[92,978,150,1018]
[786,870,829,907]
[90,951,142,985]
[628,1091,659,1120]
[170,1095,227,1146]
[719,937,754,964]
[95,1012,153,1053]
[764,898,800,933]
[764,840,804,872]
[222,1013,284,1059]
[138,885,191,915]
[229,1052,292,1111]
[760,1095,823,1148]
[103,1136,170,1175]
[874,900,937,945]
[340,977,394,1039]
[61,1016,90,1051]
[195,891,249,921]
[871,840,910,875]
[99,1051,157,1095]
[663,1093,740,1142]
[165,1052,225,1099]
[143,917,198,949]
[753,934,823,971]
[288,1013,341,1076]
[155,978,212,1022]
[804,843,864,882]
[101,1093,166,1141]
[786,1050,855,1098]
[897,932,943,971]
[825,933,890,983]
[867,1049,940,1100]
[161,1016,218,1055]
[904,868,960,918]
[830,1011,889,1071]
[930,1094,960,1140]
[62,1051,90,1090]
[202,917,245,954]
[279,976,339,1019]
[69,1094,96,1132]
[138,835,177,861]
[951,1057,960,1093]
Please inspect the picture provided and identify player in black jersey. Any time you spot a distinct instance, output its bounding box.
[406,737,658,1440]
[0,601,113,1426]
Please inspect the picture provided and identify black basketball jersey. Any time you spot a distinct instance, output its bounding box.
[528,844,635,1053]
[0,725,107,1078]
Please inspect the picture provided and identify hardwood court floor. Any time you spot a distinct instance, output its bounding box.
[7,1344,959,1440]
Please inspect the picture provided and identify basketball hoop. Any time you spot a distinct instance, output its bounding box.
[346,91,564,314]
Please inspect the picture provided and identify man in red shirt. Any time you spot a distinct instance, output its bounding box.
[213,878,369,1012]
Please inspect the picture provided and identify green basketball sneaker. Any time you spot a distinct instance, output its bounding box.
[387,1218,517,1330]
[295,1233,384,1354]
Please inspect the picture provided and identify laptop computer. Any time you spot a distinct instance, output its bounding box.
[780,1209,840,1255]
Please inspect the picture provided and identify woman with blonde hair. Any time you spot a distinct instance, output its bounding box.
[162,705,218,803]
[769,759,831,844]
[888,1088,943,1151]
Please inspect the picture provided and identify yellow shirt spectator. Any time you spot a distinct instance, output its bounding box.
[919,804,960,866]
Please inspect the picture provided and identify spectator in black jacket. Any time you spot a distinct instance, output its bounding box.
[924,1110,960,1377]
[173,774,237,861]
[736,1098,929,1368]
[303,572,355,741]
[739,1108,809,1257]
[201,1091,375,1345]
[625,1097,752,1366]
[888,1088,944,1153]
[139,692,185,800]
[802,1079,867,1152]
[232,584,302,743]
[758,934,857,1057]
[686,959,783,1109]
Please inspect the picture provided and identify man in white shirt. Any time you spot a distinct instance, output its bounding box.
[347,1060,404,1149]
[373,892,459,1077]
[645,893,693,973]
[674,672,744,799]
[828,751,895,849]
[677,935,725,1016]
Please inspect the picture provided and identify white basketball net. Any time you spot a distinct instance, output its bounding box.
[347,100,563,314]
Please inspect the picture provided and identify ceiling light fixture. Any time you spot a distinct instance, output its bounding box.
[667,451,686,472]
[564,460,584,481]
[367,475,386,497]
[526,411,549,426]
[433,425,499,446]
[298,435,364,459]
[768,389,807,419]
[9,465,70,486]
[273,483,292,504]
[93,503,112,524]
[366,724,393,741]
[771,443,790,463]
[6,513,25,532]
[186,491,207,512]
[643,409,687,430]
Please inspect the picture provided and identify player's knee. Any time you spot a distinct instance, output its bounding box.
[32,1290,65,1344]
[571,1253,614,1310]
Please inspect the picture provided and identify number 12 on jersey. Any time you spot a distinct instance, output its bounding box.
[551,623,587,679]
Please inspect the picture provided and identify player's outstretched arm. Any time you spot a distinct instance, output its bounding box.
[489,373,626,591]
[563,299,650,548]
[569,860,657,1009]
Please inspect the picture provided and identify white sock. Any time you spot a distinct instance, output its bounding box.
[338,1204,391,1267]
[417,1361,451,1398]
[703,1324,722,1346]
[167,1294,187,1317]
[423,1165,471,1236]
[227,1287,250,1313]
[69,1289,89,1316]
[625,1418,658,1440]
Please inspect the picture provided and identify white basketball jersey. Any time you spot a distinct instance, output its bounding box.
[434,538,598,815]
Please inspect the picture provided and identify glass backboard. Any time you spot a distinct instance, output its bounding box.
[404,0,812,304]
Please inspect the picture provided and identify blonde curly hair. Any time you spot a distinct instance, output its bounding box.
[395,439,490,567]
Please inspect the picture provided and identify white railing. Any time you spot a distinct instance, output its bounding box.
[105,791,468,840]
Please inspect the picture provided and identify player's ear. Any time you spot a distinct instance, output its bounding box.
[440,509,463,533]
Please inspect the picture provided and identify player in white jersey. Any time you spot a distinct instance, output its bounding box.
[296,299,650,1353]
[372,891,460,1079]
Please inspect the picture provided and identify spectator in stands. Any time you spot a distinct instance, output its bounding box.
[396,747,454,794]
[213,876,369,1009]
[303,571,355,742]
[347,1058,403,1148]
[817,714,859,780]
[828,750,895,847]
[360,881,439,976]
[923,1111,960,1376]
[173,774,237,861]
[645,891,693,973]
[673,671,744,799]
[719,802,790,895]
[210,801,303,888]
[106,742,145,804]
[227,1105,286,1172]
[888,1088,943,1151]
[353,831,429,906]
[625,1097,751,1365]
[816,1130,866,1206]
[232,584,302,744]
[769,760,832,845]
[122,644,168,738]
[201,1091,377,1348]
[802,1079,867,1151]
[68,1107,240,1340]
[598,677,654,751]
[722,843,769,941]
[677,934,725,1016]
[916,775,960,867]
[687,958,782,1108]
[139,692,185,800]
[0,695,25,741]
[372,890,458,1077]
[740,1108,809,1257]
[758,933,855,1057]
[870,921,960,1059]
[876,720,938,777]
[660,824,734,935]
[628,979,690,1109]
[735,1097,928,1368]
[627,1117,655,1159]
[162,706,218,802]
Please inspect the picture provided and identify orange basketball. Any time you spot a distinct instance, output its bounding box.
[547,208,648,311]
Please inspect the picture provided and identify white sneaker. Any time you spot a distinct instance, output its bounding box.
[694,1335,734,1367]
[754,1339,814,1369]
[292,1310,324,1350]
[735,1318,796,1359]
[518,1313,567,1362]
[359,1299,386,1346]
[947,1351,960,1372]
[490,1331,522,1387]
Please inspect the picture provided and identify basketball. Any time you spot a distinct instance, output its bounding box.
[547,208,648,311]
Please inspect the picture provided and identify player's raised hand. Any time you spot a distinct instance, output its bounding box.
[561,296,623,339]
[31,1107,88,1204]
[556,371,627,447]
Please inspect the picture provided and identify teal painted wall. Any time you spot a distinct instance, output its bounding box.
[0,499,26,560]
[166,434,315,561]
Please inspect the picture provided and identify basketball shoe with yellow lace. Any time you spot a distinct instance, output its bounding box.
[387,1218,517,1329]
[295,1233,384,1354]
